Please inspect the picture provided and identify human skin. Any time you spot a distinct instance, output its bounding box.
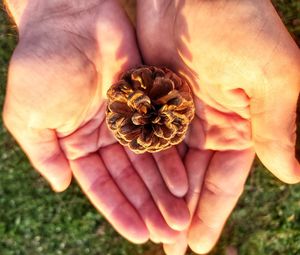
[137,0,300,254]
[2,0,193,244]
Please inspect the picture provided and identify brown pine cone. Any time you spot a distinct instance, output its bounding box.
[106,66,195,154]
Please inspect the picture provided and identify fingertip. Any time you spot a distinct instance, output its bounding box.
[164,198,191,231]
[168,209,190,231]
[131,235,149,245]
[187,218,219,255]
[150,234,161,244]
[283,158,300,184]
[138,214,183,245]
[163,244,188,255]
[45,168,73,192]
[188,242,212,255]
[285,179,300,185]
[163,233,188,255]
[169,180,188,198]
[51,184,66,193]
[278,170,300,184]
[188,236,213,254]
[128,227,150,244]
[50,174,72,192]
[119,222,149,245]
[256,148,300,184]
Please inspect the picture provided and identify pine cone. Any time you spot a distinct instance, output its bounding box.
[106,66,195,154]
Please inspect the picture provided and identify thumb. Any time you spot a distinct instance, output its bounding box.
[3,116,72,191]
[251,70,300,184]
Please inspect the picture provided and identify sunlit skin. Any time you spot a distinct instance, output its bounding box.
[2,0,193,245]
[137,0,300,254]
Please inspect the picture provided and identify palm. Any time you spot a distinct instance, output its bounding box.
[137,0,300,253]
[4,0,192,245]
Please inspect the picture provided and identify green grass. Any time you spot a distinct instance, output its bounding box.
[0,1,300,255]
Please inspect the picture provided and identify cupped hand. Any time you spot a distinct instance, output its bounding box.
[137,0,300,253]
[3,0,191,244]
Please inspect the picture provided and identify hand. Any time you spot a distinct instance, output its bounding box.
[3,0,191,244]
[137,0,300,253]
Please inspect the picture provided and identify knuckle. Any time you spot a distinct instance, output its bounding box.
[115,165,135,182]
[38,151,62,166]
[87,173,111,195]
[137,194,152,213]
[203,180,244,198]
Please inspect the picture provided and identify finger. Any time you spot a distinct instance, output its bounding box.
[100,144,180,243]
[185,149,214,214]
[251,75,300,183]
[3,123,72,192]
[150,235,161,244]
[125,148,190,231]
[153,147,188,197]
[188,149,255,254]
[163,232,188,255]
[163,149,213,255]
[70,153,149,244]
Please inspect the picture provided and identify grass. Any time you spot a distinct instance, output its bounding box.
[0,1,300,255]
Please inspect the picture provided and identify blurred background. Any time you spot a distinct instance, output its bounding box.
[0,0,300,254]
